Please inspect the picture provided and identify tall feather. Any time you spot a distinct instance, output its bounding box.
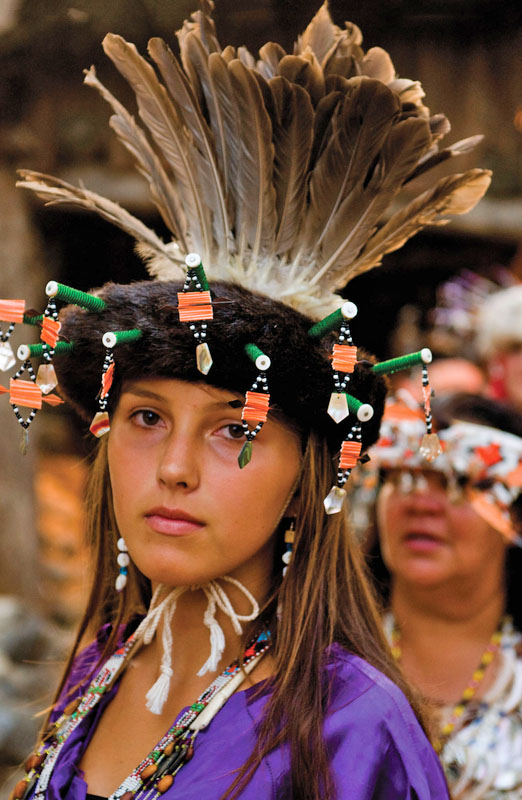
[278,54,325,107]
[83,66,188,253]
[347,169,492,280]
[147,37,231,254]
[311,116,433,288]
[257,42,286,80]
[405,135,484,184]
[303,78,401,258]
[102,33,212,262]
[18,2,491,320]
[295,2,341,64]
[270,77,314,255]
[181,33,232,206]
[16,170,184,274]
[226,59,277,264]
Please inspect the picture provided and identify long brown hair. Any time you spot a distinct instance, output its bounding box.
[48,430,425,800]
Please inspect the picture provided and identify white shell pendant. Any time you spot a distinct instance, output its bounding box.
[327,392,349,424]
[36,363,58,394]
[323,486,347,515]
[196,342,213,375]
[0,340,16,372]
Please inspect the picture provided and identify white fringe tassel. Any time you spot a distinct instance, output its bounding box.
[134,578,260,714]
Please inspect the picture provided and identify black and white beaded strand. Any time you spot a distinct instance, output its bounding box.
[11,361,39,453]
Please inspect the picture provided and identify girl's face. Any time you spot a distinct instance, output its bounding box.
[377,469,507,591]
[108,378,302,593]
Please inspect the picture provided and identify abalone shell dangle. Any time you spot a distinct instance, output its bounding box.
[36,297,61,394]
[238,344,271,469]
[419,362,443,462]
[178,253,213,375]
[371,348,442,463]
[89,328,143,438]
[307,301,359,424]
[324,421,363,515]
[90,346,114,438]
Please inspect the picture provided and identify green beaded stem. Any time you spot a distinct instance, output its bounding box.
[244,343,266,365]
[25,341,75,358]
[307,308,344,338]
[345,393,364,414]
[372,350,431,376]
[47,282,107,312]
[107,329,142,344]
[23,314,44,326]
[192,263,210,291]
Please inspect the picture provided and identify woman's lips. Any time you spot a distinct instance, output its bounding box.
[144,508,204,536]
[402,532,446,552]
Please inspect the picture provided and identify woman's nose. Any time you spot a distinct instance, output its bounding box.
[156,432,199,490]
[406,480,446,513]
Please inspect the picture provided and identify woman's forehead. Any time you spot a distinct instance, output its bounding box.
[120,377,243,407]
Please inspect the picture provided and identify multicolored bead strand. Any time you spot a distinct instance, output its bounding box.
[18,628,270,800]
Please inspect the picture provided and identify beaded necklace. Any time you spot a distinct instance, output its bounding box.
[390,615,507,753]
[12,628,271,800]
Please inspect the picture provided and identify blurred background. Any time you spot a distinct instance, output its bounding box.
[0,0,521,792]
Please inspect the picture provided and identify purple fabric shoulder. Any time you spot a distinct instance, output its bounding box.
[324,645,450,798]
[39,638,449,799]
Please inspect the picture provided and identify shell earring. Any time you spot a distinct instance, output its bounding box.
[115,537,130,592]
[282,520,295,577]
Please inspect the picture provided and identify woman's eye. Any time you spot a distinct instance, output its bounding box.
[221,423,245,439]
[133,409,162,427]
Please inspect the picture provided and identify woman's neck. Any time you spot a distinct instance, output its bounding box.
[390,578,506,704]
[142,573,271,691]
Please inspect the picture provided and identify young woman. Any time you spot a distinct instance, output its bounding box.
[367,393,522,798]
[6,4,490,798]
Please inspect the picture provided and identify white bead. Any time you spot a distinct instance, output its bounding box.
[357,403,374,422]
[17,344,31,362]
[282,551,292,564]
[255,354,271,371]
[45,280,59,297]
[282,566,288,577]
[102,332,117,348]
[117,552,130,567]
[185,252,202,268]
[341,301,358,320]
[115,573,127,592]
[117,537,128,552]
[421,347,433,364]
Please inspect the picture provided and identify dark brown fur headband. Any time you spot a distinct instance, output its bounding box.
[54,279,387,454]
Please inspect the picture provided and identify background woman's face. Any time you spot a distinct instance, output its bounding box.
[376,469,507,590]
[107,378,301,593]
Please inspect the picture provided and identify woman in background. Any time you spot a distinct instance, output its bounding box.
[367,393,522,798]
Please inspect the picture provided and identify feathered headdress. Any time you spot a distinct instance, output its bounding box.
[17,1,490,320]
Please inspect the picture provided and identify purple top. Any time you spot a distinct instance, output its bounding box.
[35,639,449,799]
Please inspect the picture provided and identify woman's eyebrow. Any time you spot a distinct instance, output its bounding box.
[122,383,243,409]
[122,386,165,401]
